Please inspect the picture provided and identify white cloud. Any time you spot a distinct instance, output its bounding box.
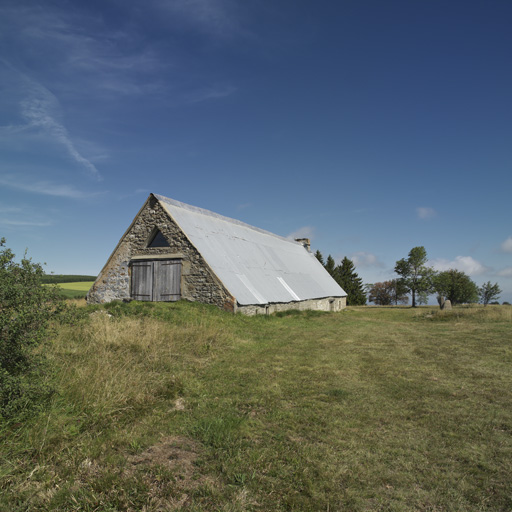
[350,251,384,268]
[0,206,22,214]
[0,218,51,227]
[0,175,97,199]
[286,226,315,241]
[500,236,512,253]
[19,80,102,181]
[416,207,437,219]
[430,256,489,276]
[497,267,512,278]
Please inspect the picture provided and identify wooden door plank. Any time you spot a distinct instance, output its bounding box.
[131,261,153,301]
[153,260,181,301]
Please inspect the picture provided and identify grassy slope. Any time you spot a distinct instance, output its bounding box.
[1,303,511,511]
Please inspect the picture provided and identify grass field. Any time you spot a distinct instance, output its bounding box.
[1,303,511,511]
[53,281,95,299]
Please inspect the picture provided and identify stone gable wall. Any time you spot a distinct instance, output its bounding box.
[87,196,236,311]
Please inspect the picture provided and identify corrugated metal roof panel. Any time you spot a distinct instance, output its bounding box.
[155,194,346,305]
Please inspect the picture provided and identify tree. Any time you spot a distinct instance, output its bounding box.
[368,281,393,305]
[394,246,434,307]
[390,279,410,305]
[368,280,409,305]
[0,238,61,419]
[479,281,502,306]
[324,255,336,277]
[333,257,367,305]
[417,291,429,306]
[314,250,324,266]
[433,269,479,306]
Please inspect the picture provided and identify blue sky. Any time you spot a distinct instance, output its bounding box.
[1,0,511,303]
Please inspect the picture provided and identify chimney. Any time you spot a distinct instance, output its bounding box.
[295,238,311,252]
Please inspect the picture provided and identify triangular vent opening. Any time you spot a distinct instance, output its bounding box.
[147,229,170,248]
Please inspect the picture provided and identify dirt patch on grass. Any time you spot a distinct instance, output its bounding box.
[126,436,215,510]
[128,436,199,473]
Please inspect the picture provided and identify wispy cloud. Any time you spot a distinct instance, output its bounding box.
[186,84,237,104]
[497,267,512,278]
[154,0,244,38]
[0,60,104,181]
[500,236,512,253]
[0,174,98,199]
[118,189,150,200]
[0,206,22,214]
[350,251,385,268]
[416,207,437,219]
[286,226,315,241]
[0,218,52,227]
[19,80,102,181]
[430,256,489,276]
[0,3,165,98]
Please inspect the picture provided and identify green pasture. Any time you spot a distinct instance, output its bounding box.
[1,303,511,511]
[56,281,95,291]
[54,281,95,298]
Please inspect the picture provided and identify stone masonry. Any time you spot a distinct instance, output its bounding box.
[87,196,236,311]
[237,296,346,315]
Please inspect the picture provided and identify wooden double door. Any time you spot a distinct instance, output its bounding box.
[131,259,181,301]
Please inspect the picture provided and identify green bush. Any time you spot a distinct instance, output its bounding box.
[0,238,62,419]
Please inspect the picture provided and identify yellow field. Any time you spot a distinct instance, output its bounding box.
[56,281,95,291]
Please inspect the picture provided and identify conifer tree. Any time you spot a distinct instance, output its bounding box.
[324,255,336,276]
[333,257,367,305]
[314,250,325,266]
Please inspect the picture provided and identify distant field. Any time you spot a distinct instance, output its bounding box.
[53,280,95,298]
[57,281,95,291]
[41,275,96,298]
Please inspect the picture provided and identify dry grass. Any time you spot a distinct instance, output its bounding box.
[1,302,511,511]
[425,303,512,322]
[52,311,225,418]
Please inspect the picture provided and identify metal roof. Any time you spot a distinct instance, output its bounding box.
[155,194,347,305]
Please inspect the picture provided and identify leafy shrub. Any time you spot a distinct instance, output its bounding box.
[0,238,62,419]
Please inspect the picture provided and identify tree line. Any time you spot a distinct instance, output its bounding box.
[314,251,367,305]
[392,246,502,307]
[316,246,503,307]
[41,274,97,284]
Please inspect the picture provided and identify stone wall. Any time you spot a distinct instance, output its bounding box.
[87,196,236,311]
[237,296,347,315]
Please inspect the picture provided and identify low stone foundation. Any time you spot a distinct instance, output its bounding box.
[236,296,346,315]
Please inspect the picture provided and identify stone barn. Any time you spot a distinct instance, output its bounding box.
[87,194,347,314]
